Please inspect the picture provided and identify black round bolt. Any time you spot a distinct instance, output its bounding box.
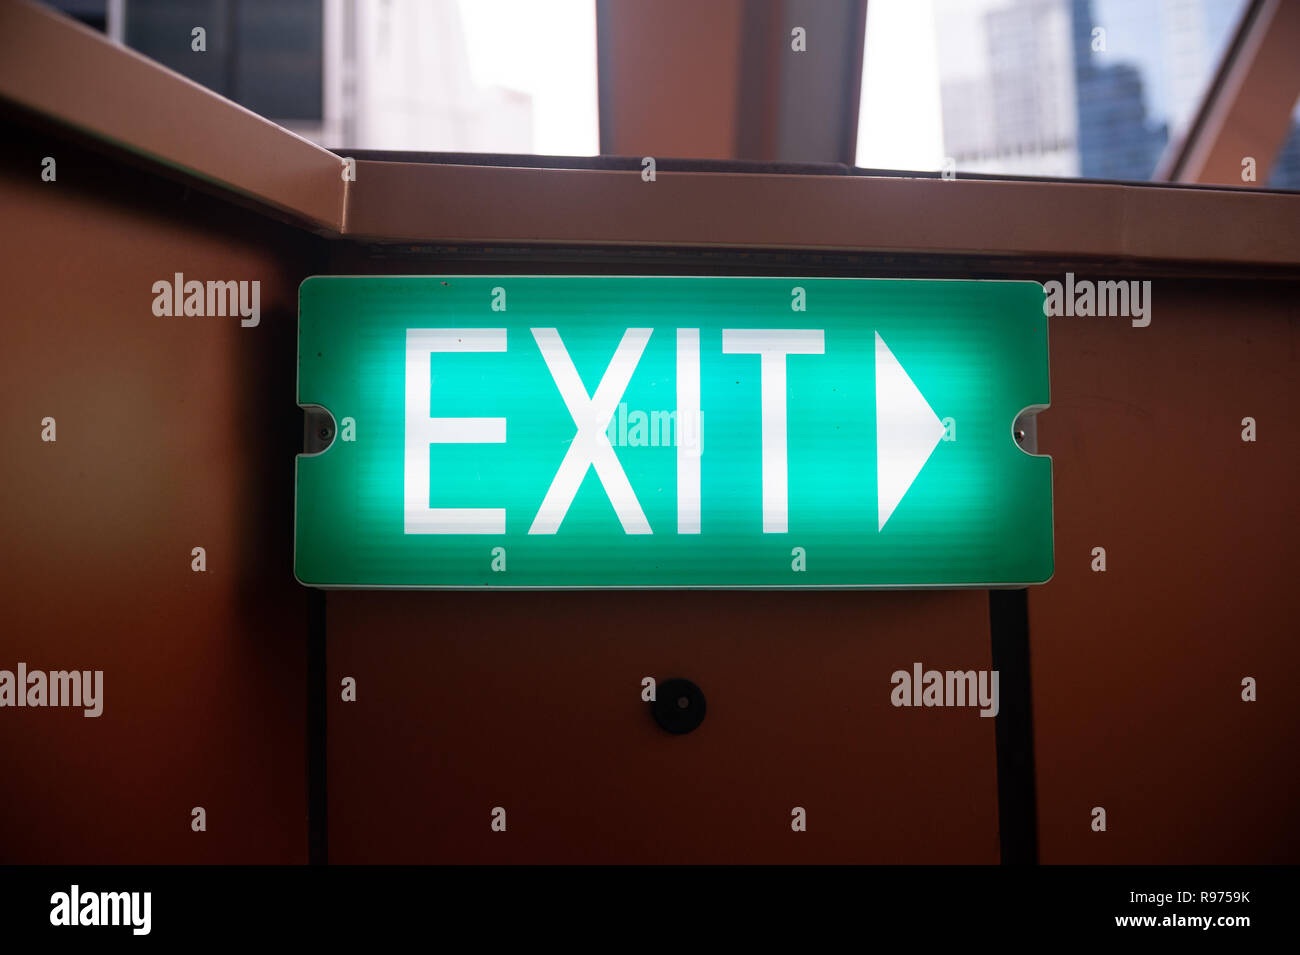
[651,678,707,735]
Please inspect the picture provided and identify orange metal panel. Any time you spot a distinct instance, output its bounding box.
[326,590,1000,864]
[1029,277,1300,862]
[0,122,318,863]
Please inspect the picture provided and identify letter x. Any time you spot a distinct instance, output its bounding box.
[529,328,653,534]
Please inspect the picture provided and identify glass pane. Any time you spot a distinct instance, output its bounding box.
[1266,97,1300,189]
[119,0,598,155]
[857,0,1250,182]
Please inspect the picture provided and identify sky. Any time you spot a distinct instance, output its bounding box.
[856,0,945,171]
[457,0,600,155]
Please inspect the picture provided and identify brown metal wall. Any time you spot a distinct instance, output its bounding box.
[316,249,1299,863]
[0,120,320,863]
[1030,277,1300,863]
[2,113,1297,865]
[326,590,998,864]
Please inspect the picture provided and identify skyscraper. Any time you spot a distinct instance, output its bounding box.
[1072,0,1168,179]
[936,0,1079,177]
[935,0,1272,184]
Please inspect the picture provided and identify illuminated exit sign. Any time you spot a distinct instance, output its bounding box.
[294,276,1053,588]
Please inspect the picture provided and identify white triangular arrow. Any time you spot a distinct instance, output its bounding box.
[875,331,946,531]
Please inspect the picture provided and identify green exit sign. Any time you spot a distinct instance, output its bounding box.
[295,276,1053,588]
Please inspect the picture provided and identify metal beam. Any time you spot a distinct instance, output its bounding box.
[0,0,347,231]
[597,0,867,164]
[596,0,747,159]
[342,158,1300,269]
[755,0,867,164]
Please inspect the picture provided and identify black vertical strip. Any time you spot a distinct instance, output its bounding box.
[224,0,240,102]
[307,589,327,865]
[989,588,1039,864]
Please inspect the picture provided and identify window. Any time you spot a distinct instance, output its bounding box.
[114,0,598,155]
[856,0,1258,183]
